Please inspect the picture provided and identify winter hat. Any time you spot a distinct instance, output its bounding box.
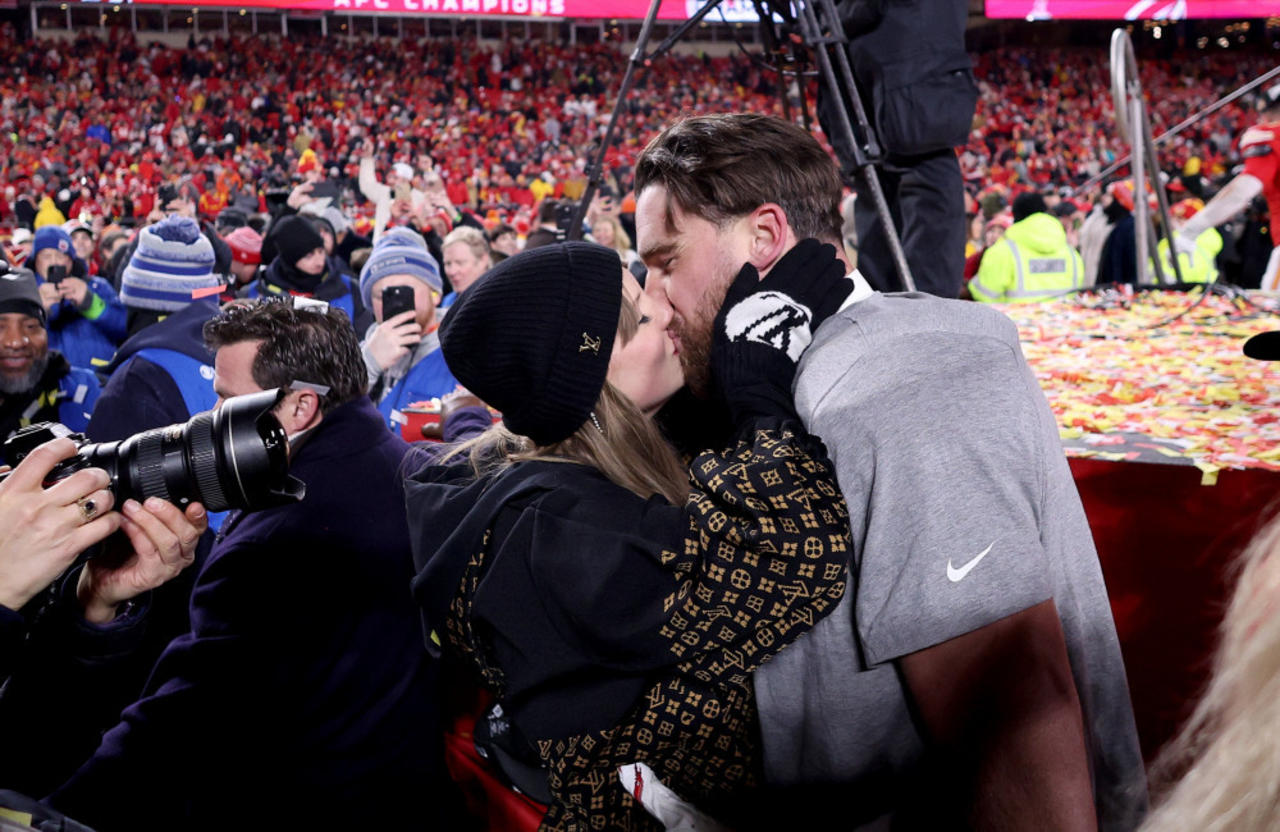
[31,225,74,259]
[1011,192,1049,223]
[225,226,263,265]
[358,228,442,308]
[268,215,325,267]
[119,216,220,312]
[393,162,414,181]
[0,267,46,324]
[438,241,623,446]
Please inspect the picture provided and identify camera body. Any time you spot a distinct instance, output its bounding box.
[45,264,67,286]
[0,389,306,513]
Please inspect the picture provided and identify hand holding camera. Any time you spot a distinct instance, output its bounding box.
[0,438,120,612]
[76,497,208,624]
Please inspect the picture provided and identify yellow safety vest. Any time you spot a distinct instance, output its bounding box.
[1152,228,1222,284]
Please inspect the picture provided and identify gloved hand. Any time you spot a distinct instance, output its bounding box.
[710,239,850,423]
[1172,232,1200,257]
[713,238,851,364]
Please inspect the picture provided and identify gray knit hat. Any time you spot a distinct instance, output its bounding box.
[120,217,221,311]
[358,228,442,308]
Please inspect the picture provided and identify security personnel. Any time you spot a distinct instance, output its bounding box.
[1154,199,1222,284]
[970,192,1084,303]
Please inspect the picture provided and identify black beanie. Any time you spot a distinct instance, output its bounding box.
[439,241,623,446]
[0,267,46,325]
[269,215,325,268]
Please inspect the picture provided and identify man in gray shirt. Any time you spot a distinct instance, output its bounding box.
[634,113,1146,830]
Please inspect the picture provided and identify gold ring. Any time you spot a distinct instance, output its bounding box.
[78,496,98,522]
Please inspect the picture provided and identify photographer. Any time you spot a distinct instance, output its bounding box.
[44,299,460,830]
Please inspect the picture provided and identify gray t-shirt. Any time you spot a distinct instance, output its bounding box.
[753,290,1147,831]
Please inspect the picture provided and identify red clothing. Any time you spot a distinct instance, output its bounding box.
[1240,120,1280,244]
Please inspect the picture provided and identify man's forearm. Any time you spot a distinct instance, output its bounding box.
[901,599,1097,831]
[1182,173,1262,238]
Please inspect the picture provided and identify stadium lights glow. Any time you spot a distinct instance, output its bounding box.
[1153,26,1162,38]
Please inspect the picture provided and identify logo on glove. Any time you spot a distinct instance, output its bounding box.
[724,292,814,362]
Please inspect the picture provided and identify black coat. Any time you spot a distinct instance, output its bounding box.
[48,398,458,830]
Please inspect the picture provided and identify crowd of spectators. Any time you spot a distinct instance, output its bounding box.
[1,24,1276,256]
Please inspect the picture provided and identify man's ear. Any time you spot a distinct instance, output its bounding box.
[743,203,796,275]
[278,388,323,434]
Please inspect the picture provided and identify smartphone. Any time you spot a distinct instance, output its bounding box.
[46,265,67,286]
[382,285,416,322]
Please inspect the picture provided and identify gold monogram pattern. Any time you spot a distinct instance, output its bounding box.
[447,427,850,832]
[580,332,602,354]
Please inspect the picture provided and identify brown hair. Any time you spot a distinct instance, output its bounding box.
[445,290,689,506]
[634,113,843,242]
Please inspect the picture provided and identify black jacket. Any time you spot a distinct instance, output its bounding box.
[49,398,458,830]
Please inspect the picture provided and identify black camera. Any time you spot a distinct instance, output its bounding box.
[45,265,66,286]
[0,389,306,513]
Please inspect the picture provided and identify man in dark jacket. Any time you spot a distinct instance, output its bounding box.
[47,298,458,831]
[821,0,977,298]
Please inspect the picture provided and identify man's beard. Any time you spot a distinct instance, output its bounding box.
[0,354,48,396]
[673,266,736,399]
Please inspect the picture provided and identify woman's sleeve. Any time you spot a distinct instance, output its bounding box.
[663,420,850,675]
[531,421,850,678]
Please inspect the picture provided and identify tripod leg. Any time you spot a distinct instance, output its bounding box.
[794,0,916,291]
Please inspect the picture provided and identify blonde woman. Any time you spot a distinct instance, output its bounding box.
[1141,512,1280,832]
[440,226,492,309]
[590,214,640,269]
[407,240,853,830]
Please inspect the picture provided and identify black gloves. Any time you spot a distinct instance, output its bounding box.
[710,239,851,424]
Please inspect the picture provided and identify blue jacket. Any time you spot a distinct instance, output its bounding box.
[48,398,459,830]
[0,353,100,441]
[41,271,128,372]
[87,301,219,445]
[376,347,459,432]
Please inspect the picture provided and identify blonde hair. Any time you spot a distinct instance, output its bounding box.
[594,215,632,259]
[444,290,689,506]
[442,226,491,264]
[1140,510,1280,832]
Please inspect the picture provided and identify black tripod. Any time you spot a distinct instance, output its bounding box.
[566,0,917,293]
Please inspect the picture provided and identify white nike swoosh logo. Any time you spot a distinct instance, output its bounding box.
[947,542,995,583]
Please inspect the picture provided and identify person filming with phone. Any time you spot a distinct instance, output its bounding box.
[27,226,126,372]
[358,228,459,432]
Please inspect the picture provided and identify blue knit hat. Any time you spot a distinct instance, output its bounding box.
[31,226,74,259]
[120,217,221,312]
[358,228,442,309]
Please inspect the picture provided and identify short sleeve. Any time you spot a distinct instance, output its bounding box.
[809,332,1053,666]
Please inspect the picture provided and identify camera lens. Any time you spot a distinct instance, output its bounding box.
[78,389,302,513]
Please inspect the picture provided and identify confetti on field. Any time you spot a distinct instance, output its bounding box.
[997,289,1280,476]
